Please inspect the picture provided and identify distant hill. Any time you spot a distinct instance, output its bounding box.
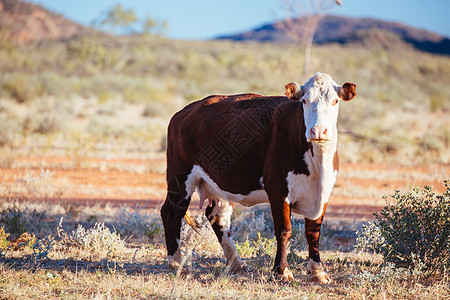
[0,0,88,43]
[217,15,450,56]
[1,1,448,56]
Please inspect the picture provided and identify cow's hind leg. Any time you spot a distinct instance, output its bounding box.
[305,203,331,283]
[205,199,246,273]
[160,172,191,271]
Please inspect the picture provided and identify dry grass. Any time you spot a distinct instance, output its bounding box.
[0,198,448,299]
[1,238,448,299]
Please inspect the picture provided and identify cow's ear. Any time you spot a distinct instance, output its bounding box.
[285,82,303,101]
[339,82,357,101]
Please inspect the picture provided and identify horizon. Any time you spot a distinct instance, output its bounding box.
[25,0,450,40]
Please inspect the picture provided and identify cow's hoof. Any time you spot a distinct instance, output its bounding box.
[169,261,189,274]
[168,254,189,274]
[310,271,331,284]
[307,259,331,284]
[276,268,294,283]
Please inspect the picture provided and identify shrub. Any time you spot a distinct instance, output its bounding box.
[1,206,29,235]
[236,232,276,257]
[142,102,167,118]
[290,219,307,250]
[2,74,45,103]
[31,236,56,260]
[114,206,163,241]
[0,226,10,250]
[0,118,22,147]
[351,261,425,297]
[235,233,276,269]
[429,92,449,111]
[144,220,164,241]
[58,221,125,253]
[231,206,273,242]
[358,181,450,277]
[22,111,64,134]
[0,206,46,238]
[11,232,36,250]
[355,221,385,255]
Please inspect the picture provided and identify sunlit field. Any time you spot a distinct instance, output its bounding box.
[1,22,449,299]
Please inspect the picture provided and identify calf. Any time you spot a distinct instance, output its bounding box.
[160,73,356,283]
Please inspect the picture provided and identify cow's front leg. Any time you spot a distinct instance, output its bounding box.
[305,203,330,283]
[269,197,293,282]
[205,199,246,273]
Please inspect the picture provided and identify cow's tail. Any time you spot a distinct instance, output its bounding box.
[184,209,202,234]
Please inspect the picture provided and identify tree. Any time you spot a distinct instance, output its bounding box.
[277,0,342,79]
[142,16,168,36]
[99,4,138,35]
[94,5,168,36]
[91,5,168,76]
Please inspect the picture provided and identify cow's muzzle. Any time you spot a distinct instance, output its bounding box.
[310,126,329,142]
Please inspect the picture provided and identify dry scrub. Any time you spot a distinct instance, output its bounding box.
[0,193,448,299]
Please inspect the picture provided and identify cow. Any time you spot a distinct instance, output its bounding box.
[160,73,356,283]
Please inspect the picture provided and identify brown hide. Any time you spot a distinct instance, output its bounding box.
[167,93,312,196]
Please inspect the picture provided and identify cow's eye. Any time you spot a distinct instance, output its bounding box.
[301,98,307,104]
[332,98,339,106]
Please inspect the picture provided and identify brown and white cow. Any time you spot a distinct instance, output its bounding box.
[160,73,356,283]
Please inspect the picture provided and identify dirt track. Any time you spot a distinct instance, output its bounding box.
[1,155,448,221]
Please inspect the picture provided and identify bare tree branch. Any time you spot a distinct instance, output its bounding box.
[276,0,341,79]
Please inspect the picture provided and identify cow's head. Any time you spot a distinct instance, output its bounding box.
[285,73,356,143]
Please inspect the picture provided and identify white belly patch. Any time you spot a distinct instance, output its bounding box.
[185,165,269,207]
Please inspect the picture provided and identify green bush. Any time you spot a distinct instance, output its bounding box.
[0,206,29,235]
[2,74,45,103]
[0,206,45,237]
[373,181,450,277]
[144,220,164,241]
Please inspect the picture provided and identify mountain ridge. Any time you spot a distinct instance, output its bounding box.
[1,0,448,55]
[0,0,88,43]
[216,15,450,56]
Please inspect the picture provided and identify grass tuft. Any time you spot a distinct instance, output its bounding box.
[58,220,126,253]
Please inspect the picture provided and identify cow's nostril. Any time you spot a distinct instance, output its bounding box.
[311,126,328,140]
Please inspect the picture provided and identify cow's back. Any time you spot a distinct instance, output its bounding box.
[167,93,290,194]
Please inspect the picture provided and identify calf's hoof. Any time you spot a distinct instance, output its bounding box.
[307,259,331,284]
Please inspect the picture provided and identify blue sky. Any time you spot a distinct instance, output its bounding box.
[27,0,450,39]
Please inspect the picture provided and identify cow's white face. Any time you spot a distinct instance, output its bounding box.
[302,73,341,143]
[285,73,356,144]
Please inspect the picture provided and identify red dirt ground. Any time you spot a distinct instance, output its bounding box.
[1,155,448,221]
